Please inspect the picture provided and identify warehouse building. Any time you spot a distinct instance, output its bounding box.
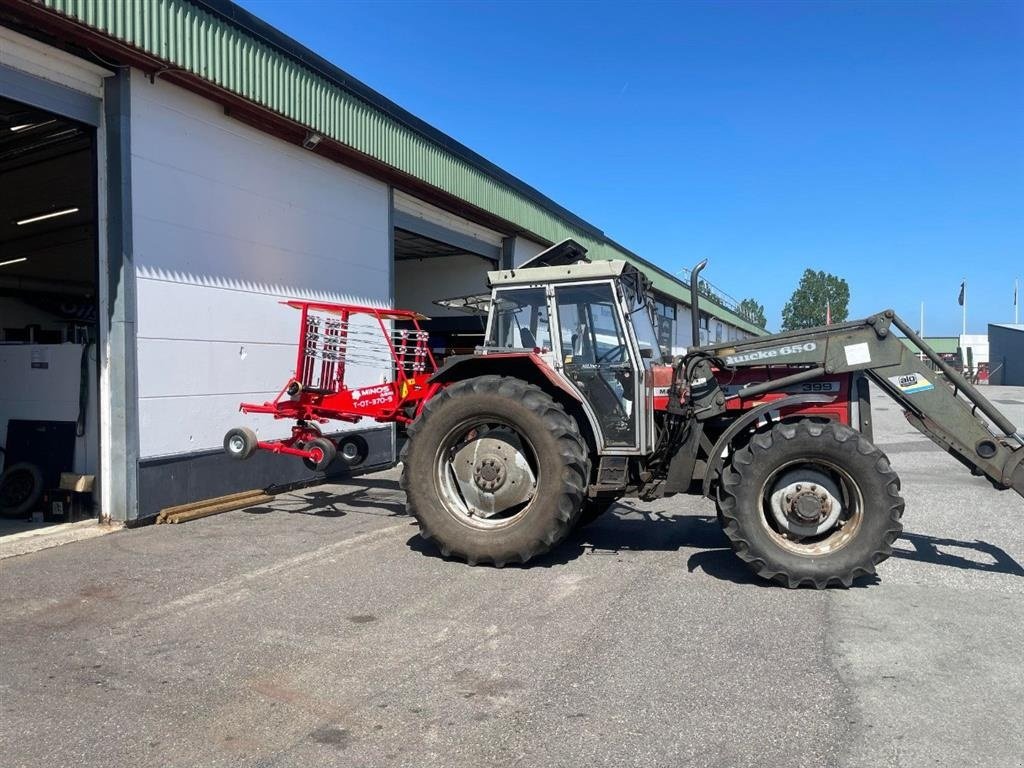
[0,0,764,527]
[988,324,1024,386]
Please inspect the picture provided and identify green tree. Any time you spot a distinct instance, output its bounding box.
[736,298,767,328]
[781,269,850,330]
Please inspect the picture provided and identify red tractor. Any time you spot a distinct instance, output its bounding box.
[227,241,1024,587]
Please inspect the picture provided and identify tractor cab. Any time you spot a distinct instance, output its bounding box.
[478,242,665,454]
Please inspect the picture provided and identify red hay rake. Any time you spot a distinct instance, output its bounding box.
[224,300,439,471]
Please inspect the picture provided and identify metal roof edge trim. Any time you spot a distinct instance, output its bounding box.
[188,0,602,238]
[28,0,764,336]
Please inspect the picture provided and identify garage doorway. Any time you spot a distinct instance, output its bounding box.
[394,227,496,364]
[0,96,100,533]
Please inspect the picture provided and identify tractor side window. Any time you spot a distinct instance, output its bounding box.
[619,273,664,365]
[555,284,626,364]
[555,283,637,447]
[486,288,551,349]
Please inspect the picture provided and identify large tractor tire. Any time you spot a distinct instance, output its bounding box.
[400,375,589,566]
[717,420,905,589]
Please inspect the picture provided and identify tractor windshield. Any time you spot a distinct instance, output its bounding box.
[619,272,663,364]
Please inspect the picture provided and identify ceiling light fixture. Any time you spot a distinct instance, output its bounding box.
[0,257,28,268]
[10,119,56,133]
[16,207,80,226]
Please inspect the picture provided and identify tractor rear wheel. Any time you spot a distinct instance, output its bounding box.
[717,420,905,588]
[401,375,589,566]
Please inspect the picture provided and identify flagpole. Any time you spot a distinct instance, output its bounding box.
[1016,278,1019,324]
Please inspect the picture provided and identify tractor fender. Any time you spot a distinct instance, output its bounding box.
[701,394,836,497]
[429,353,605,452]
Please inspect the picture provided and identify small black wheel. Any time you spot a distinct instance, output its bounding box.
[575,497,617,528]
[337,435,369,467]
[400,375,589,566]
[223,427,258,461]
[0,462,44,518]
[302,437,337,472]
[718,420,905,589]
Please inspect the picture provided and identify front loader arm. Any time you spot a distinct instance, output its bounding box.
[690,310,1024,498]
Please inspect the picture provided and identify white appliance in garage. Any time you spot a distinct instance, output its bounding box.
[0,343,98,476]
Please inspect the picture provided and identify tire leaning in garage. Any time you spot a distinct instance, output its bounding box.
[717,420,905,589]
[0,462,44,518]
[400,375,589,566]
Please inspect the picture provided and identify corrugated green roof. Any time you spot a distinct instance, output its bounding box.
[901,336,960,355]
[35,0,765,335]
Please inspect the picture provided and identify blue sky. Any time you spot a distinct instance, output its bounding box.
[237,0,1022,334]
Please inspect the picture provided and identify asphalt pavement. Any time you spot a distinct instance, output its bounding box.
[1,386,1023,768]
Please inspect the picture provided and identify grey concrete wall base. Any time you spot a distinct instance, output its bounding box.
[137,427,393,522]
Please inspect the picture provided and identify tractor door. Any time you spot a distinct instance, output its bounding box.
[554,282,642,449]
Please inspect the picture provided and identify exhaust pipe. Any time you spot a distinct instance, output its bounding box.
[689,259,707,349]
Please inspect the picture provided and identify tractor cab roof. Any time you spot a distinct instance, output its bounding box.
[435,238,649,314]
[487,237,640,288]
[487,258,630,288]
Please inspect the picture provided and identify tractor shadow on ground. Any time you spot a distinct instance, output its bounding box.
[242,477,407,519]
[406,507,782,587]
[890,531,1024,576]
[406,503,1024,586]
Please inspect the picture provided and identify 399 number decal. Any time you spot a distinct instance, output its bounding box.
[800,381,839,393]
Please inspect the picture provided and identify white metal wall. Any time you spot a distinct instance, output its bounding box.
[396,253,494,317]
[393,190,504,248]
[130,76,391,459]
[512,236,547,266]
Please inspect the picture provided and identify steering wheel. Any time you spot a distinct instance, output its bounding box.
[596,345,627,364]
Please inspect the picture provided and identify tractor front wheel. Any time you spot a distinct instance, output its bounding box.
[401,376,589,566]
[717,420,905,588]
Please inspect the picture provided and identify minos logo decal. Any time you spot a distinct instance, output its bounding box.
[725,342,817,366]
[887,372,934,395]
[352,384,395,405]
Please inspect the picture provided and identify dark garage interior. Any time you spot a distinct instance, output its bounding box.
[0,95,99,533]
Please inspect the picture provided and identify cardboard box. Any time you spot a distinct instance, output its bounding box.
[59,473,95,493]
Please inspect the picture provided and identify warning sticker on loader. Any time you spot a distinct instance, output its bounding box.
[887,373,935,395]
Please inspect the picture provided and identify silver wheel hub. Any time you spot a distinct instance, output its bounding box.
[769,481,842,537]
[229,436,245,453]
[473,456,507,491]
[450,434,535,519]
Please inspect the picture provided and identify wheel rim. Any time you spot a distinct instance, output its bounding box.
[341,442,359,461]
[1,470,34,506]
[758,458,864,556]
[228,435,246,455]
[433,417,538,530]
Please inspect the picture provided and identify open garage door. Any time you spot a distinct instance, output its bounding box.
[394,228,495,360]
[393,193,504,363]
[0,96,99,533]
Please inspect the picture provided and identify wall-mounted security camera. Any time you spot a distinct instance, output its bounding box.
[303,131,323,150]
